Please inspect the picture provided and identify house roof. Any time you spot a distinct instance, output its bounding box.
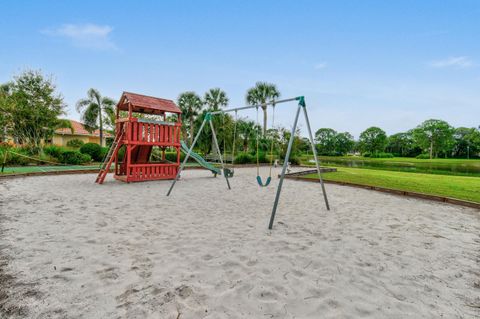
[117,92,181,114]
[55,120,112,137]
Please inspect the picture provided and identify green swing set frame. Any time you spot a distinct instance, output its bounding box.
[166,96,330,230]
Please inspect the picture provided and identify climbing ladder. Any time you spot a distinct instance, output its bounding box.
[95,129,125,184]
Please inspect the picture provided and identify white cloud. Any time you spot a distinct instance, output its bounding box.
[314,62,328,70]
[429,56,475,69]
[42,24,117,50]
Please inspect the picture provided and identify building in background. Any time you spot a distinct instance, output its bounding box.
[53,120,111,146]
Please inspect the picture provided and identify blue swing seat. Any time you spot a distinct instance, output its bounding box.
[256,175,271,187]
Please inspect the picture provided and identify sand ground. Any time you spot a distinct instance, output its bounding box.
[0,167,479,318]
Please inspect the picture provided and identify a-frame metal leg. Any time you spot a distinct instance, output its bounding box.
[167,117,208,196]
[209,119,231,190]
[302,106,330,210]
[268,104,302,229]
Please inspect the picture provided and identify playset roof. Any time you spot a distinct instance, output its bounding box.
[117,92,181,114]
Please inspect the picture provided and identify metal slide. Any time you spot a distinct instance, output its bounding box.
[180,140,221,176]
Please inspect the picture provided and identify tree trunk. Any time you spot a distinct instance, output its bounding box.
[190,117,194,146]
[429,140,433,159]
[99,107,103,147]
[181,127,187,143]
[211,135,215,155]
[262,104,267,136]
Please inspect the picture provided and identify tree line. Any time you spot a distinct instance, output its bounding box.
[315,121,480,159]
[1,70,478,160]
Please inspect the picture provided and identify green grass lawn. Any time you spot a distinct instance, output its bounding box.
[304,167,480,203]
[1,165,100,174]
[314,155,480,165]
[299,155,480,177]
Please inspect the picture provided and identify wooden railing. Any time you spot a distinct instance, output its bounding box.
[116,118,181,145]
[127,163,178,181]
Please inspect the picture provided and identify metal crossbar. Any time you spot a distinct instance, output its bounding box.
[210,97,298,115]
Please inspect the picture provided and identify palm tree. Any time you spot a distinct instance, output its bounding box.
[204,88,229,152]
[76,89,116,147]
[246,82,280,136]
[177,91,203,145]
[204,88,229,111]
[238,119,256,152]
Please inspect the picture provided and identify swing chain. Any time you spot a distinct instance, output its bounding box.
[231,110,238,166]
[255,102,276,187]
[268,102,276,176]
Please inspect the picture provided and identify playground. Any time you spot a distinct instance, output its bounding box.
[1,92,479,318]
[1,167,479,318]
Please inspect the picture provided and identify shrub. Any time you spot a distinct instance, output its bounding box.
[43,145,67,159]
[164,151,185,163]
[3,148,30,165]
[369,152,394,158]
[288,156,301,165]
[256,152,268,163]
[61,151,91,165]
[37,153,59,164]
[99,147,109,161]
[416,153,430,159]
[80,143,102,161]
[0,146,33,166]
[66,139,84,148]
[234,152,254,164]
[363,152,393,158]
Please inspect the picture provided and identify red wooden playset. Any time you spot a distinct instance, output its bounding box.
[95,92,182,184]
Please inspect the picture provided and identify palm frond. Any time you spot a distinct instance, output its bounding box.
[178,91,203,117]
[76,98,91,112]
[82,103,100,130]
[246,82,281,105]
[101,97,116,108]
[87,88,101,104]
[204,88,229,111]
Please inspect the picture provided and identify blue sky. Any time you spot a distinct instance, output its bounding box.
[1,0,479,137]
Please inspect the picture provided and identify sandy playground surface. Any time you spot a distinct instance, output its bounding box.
[0,167,479,318]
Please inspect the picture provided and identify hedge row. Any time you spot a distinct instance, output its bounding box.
[44,145,93,164]
[0,144,94,166]
[233,152,300,165]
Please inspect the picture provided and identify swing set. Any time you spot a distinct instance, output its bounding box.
[220,105,275,186]
[166,96,330,229]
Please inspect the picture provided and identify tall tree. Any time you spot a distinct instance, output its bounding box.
[386,132,416,157]
[76,88,116,147]
[0,82,13,142]
[335,132,355,155]
[246,82,280,136]
[7,70,68,152]
[452,127,480,158]
[412,119,454,159]
[359,127,388,154]
[315,128,338,155]
[178,91,203,145]
[278,126,301,159]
